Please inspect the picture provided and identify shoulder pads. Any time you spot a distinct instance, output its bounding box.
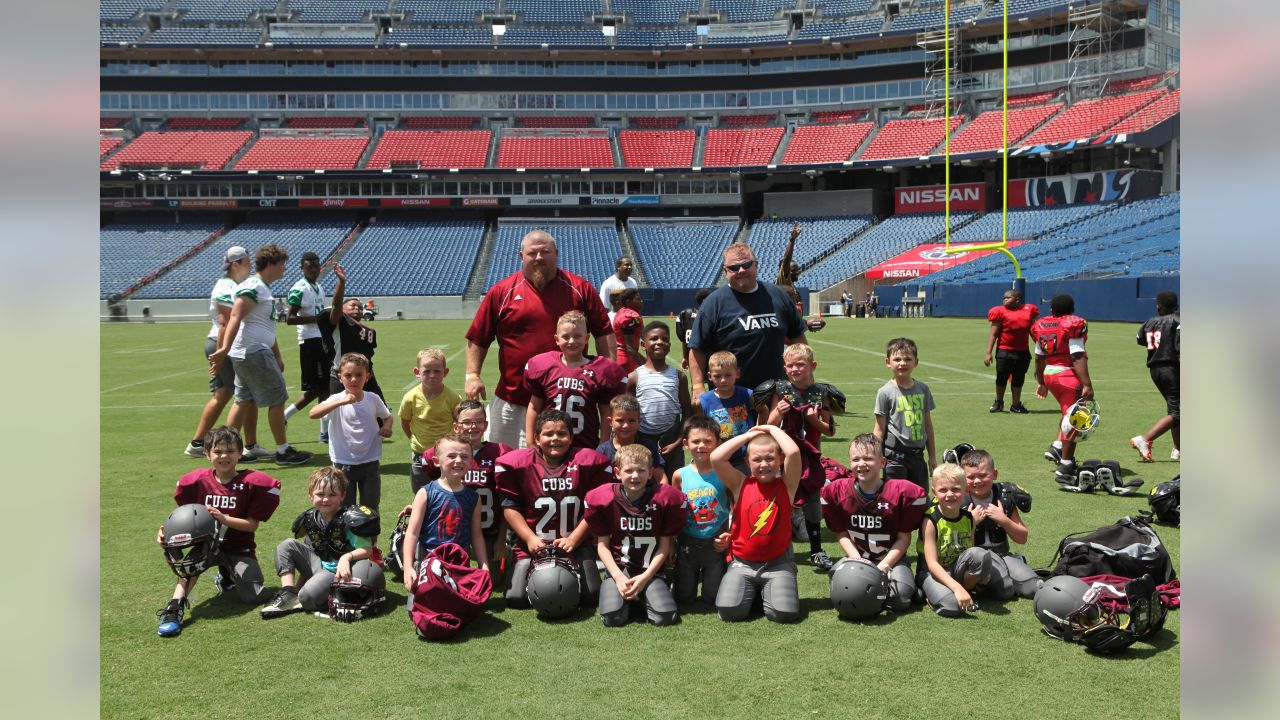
[342,505,381,538]
[752,379,781,413]
[291,508,316,538]
[811,383,846,413]
[995,482,1032,513]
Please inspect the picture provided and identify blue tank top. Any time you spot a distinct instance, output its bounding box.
[418,481,479,554]
[678,464,731,540]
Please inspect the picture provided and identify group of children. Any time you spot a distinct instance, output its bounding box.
[160,300,1046,636]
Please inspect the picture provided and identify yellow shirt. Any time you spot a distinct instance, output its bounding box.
[399,384,461,453]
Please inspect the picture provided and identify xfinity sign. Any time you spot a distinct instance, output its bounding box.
[894,182,986,213]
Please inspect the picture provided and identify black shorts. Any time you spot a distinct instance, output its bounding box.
[1149,364,1179,424]
[299,338,333,393]
[994,349,1032,387]
[884,445,929,491]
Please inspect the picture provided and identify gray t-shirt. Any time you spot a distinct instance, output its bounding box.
[874,379,936,450]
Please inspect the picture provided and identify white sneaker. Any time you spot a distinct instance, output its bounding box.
[244,443,274,459]
[183,442,205,458]
[1171,448,1180,461]
[1129,435,1154,463]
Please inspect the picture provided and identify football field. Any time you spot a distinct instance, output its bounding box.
[100,316,1179,720]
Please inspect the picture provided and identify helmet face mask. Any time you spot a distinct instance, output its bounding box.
[1060,400,1100,440]
[162,504,221,578]
[828,558,889,621]
[385,514,411,578]
[526,546,581,619]
[327,560,386,622]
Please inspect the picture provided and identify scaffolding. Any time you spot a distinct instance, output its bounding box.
[917,27,965,119]
[1067,1,1126,99]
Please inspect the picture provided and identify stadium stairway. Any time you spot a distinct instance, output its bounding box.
[118,220,232,300]
[463,222,499,301]
[355,135,379,169]
[609,128,624,168]
[692,125,707,167]
[615,221,649,287]
[770,124,795,166]
[850,122,883,161]
[224,136,258,170]
[322,217,371,272]
[485,128,503,169]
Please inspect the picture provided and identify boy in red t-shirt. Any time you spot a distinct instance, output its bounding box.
[984,288,1039,413]
[708,425,803,623]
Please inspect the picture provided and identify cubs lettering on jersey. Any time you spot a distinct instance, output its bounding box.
[584,482,686,573]
[821,477,927,562]
[496,447,612,557]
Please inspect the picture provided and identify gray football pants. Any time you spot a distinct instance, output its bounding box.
[599,570,677,627]
[832,557,916,612]
[503,545,600,608]
[213,552,266,604]
[919,546,1009,617]
[674,535,727,604]
[715,550,799,623]
[273,539,386,612]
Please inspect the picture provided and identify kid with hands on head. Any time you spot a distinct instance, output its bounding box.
[585,444,687,626]
[710,424,803,623]
[261,467,382,618]
[310,353,393,512]
[401,433,491,593]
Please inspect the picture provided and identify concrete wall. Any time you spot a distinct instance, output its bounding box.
[763,188,876,217]
[883,276,1181,322]
[102,296,479,322]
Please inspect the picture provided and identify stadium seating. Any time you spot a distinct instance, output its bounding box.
[1108,89,1179,134]
[286,0,390,22]
[781,122,874,165]
[747,216,875,273]
[505,0,602,24]
[383,27,495,45]
[100,216,225,299]
[619,130,696,168]
[860,116,964,161]
[1105,74,1166,94]
[100,137,123,158]
[802,212,975,289]
[101,26,145,45]
[888,5,981,33]
[101,131,254,171]
[518,116,593,128]
[100,117,129,129]
[628,218,740,288]
[1022,89,1165,145]
[631,117,683,129]
[916,195,1180,284]
[366,130,491,169]
[234,137,370,170]
[502,28,610,46]
[722,115,775,128]
[812,109,869,124]
[712,1,793,23]
[702,128,784,167]
[394,0,496,24]
[337,217,486,296]
[173,0,278,22]
[612,0,699,25]
[144,27,264,45]
[496,136,614,169]
[614,28,698,45]
[285,117,363,128]
[132,213,358,299]
[794,16,883,40]
[485,222,622,288]
[1005,89,1063,107]
[101,0,165,21]
[948,104,1060,154]
[167,117,248,130]
[816,0,874,17]
[402,116,480,129]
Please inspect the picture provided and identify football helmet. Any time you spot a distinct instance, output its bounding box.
[161,504,221,578]
[384,512,412,578]
[526,546,581,619]
[942,442,975,465]
[328,559,386,623]
[1148,476,1180,526]
[1060,400,1100,440]
[1034,574,1167,654]
[829,558,889,621]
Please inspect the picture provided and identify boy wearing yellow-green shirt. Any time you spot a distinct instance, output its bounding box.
[400,348,461,493]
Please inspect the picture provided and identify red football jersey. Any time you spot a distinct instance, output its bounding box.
[174,468,281,556]
[987,303,1040,352]
[1031,314,1088,366]
[495,447,612,558]
[522,351,626,449]
[820,477,927,563]
[584,482,687,574]
[465,270,611,406]
[612,307,644,374]
[421,440,512,536]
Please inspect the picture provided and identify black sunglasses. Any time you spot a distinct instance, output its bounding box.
[724,260,755,272]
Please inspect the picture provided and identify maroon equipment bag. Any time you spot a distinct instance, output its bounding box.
[409,543,492,640]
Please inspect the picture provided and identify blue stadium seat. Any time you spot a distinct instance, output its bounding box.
[803,212,976,289]
[172,0,278,22]
[100,216,225,299]
[144,27,263,45]
[394,0,497,24]
[485,222,624,289]
[747,216,874,278]
[505,0,602,24]
[613,0,700,25]
[815,0,874,18]
[628,218,741,289]
[711,1,795,23]
[337,217,486,296]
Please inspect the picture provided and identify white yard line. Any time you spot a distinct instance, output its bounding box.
[811,338,993,379]
[100,370,192,394]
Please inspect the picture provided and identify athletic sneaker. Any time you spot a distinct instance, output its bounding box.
[1129,435,1154,463]
[156,598,188,638]
[988,400,1004,413]
[244,443,274,460]
[275,447,313,466]
[318,431,329,444]
[183,442,205,458]
[260,589,302,618]
[212,567,235,596]
[1044,443,1062,463]
[1009,404,1030,414]
[810,550,835,573]
[1054,461,1079,489]
[1171,448,1180,461]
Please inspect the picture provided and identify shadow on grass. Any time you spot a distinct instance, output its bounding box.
[1091,626,1179,660]
[380,462,412,477]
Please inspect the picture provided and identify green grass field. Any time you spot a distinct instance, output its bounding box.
[101,316,1179,720]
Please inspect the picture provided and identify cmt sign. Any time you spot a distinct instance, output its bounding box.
[894,182,986,214]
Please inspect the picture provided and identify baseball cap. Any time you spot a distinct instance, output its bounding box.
[223,246,249,271]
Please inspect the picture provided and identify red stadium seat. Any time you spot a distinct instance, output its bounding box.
[100,116,129,129]
[167,117,248,130]
[101,131,254,170]
[402,116,480,129]
[949,104,1061,154]
[366,130,491,169]
[619,130,696,167]
[1006,89,1064,108]
[702,128,784,167]
[630,117,682,129]
[517,116,593,128]
[234,136,370,170]
[496,136,614,168]
[1105,74,1166,94]
[100,137,122,159]
[781,122,874,165]
[1108,89,1179,134]
[811,109,869,124]
[860,116,964,161]
[1022,89,1165,145]
[721,114,774,128]
[284,116,363,128]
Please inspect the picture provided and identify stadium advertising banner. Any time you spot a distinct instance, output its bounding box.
[510,196,577,206]
[1007,169,1161,207]
[382,198,451,207]
[590,195,661,206]
[894,183,986,214]
[864,241,1027,279]
[300,198,370,208]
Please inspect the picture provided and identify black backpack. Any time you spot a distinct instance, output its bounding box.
[1041,516,1175,584]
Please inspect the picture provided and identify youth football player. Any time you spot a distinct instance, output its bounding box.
[524,310,627,450]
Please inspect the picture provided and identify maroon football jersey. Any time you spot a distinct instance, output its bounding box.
[1031,314,1088,367]
[495,447,613,558]
[523,350,626,449]
[584,482,687,574]
[174,468,281,556]
[421,440,512,536]
[820,477,927,563]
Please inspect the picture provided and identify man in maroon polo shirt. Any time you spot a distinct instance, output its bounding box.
[465,230,615,448]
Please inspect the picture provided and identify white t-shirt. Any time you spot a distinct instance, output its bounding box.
[597,274,637,312]
[207,276,237,341]
[325,391,393,465]
[286,278,326,343]
[229,275,278,359]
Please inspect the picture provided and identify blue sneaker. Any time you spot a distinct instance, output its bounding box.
[318,431,329,444]
[157,598,188,638]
